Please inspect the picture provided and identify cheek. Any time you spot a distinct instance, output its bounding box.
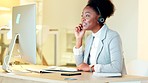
[87,19,96,27]
[82,21,93,30]
[82,18,97,30]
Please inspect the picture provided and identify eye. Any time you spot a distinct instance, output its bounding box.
[86,14,90,17]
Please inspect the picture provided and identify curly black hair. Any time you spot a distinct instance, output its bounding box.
[87,0,115,20]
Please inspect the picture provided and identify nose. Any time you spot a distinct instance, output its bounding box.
[81,17,86,22]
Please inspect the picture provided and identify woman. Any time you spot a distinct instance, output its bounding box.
[73,0,124,73]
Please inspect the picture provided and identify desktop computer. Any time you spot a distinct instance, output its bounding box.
[2,4,36,72]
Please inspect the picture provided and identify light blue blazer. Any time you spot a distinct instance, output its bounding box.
[75,24,124,73]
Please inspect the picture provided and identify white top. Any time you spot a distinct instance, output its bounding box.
[73,26,105,71]
[90,27,102,65]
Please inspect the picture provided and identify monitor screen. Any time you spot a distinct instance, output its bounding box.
[12,4,36,64]
[2,4,36,72]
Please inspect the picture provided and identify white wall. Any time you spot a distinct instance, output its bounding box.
[0,0,19,26]
[107,0,138,63]
[42,0,87,65]
[138,0,148,60]
[0,12,11,26]
[42,0,87,29]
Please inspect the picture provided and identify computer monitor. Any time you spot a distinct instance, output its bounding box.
[2,4,36,72]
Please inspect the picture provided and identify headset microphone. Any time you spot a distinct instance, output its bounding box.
[96,7,105,24]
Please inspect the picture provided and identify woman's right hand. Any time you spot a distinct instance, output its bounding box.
[74,24,86,48]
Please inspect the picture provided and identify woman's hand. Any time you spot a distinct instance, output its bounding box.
[75,24,85,39]
[77,63,90,72]
[74,24,86,48]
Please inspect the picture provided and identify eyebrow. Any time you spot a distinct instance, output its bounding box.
[82,11,91,15]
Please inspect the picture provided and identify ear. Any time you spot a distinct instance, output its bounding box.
[96,15,100,20]
[96,14,100,19]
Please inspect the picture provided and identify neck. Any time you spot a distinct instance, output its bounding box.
[92,24,103,33]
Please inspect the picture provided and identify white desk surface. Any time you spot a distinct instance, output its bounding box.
[0,65,148,83]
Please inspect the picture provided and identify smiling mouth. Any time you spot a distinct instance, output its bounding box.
[82,22,87,27]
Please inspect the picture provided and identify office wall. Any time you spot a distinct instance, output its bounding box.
[0,0,19,26]
[42,0,87,65]
[0,0,19,8]
[138,0,148,60]
[0,12,11,26]
[42,0,87,28]
[111,0,148,62]
[107,0,138,63]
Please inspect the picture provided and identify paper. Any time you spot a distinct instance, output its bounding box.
[44,66,78,72]
[26,68,54,73]
[93,72,122,77]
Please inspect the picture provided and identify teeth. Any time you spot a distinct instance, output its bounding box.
[83,22,86,27]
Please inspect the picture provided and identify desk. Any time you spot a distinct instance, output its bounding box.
[0,65,148,83]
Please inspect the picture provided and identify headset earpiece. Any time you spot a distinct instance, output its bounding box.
[96,7,105,24]
[98,16,105,24]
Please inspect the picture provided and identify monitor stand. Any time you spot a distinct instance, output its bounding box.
[2,33,20,72]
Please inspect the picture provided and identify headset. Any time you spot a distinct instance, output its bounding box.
[96,7,105,24]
